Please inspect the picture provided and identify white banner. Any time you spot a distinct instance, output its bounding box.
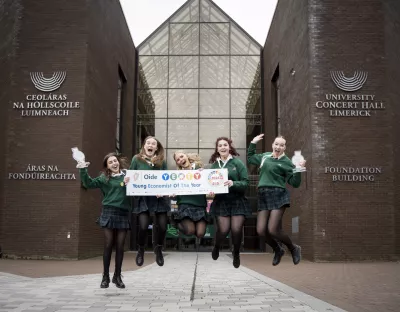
[126,169,229,196]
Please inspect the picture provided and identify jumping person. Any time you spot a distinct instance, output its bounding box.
[128,136,169,267]
[209,137,250,268]
[248,134,305,266]
[77,152,130,289]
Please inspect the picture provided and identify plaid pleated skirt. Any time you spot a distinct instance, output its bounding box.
[133,196,170,214]
[258,187,290,211]
[175,204,208,222]
[210,195,252,217]
[98,205,130,229]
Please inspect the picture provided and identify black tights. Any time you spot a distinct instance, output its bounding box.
[137,212,168,247]
[214,215,245,253]
[103,229,127,275]
[256,208,294,251]
[178,219,207,238]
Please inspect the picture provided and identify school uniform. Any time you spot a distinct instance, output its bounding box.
[209,156,251,217]
[79,168,130,229]
[247,143,301,210]
[129,155,170,214]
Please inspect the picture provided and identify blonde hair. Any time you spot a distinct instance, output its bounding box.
[173,150,203,169]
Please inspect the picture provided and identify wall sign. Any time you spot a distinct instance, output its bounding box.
[12,71,81,117]
[325,166,382,182]
[315,71,385,117]
[8,164,76,180]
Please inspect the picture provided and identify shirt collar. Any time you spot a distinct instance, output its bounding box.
[270,152,285,160]
[217,154,232,168]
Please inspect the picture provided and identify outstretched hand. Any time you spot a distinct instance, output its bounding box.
[251,134,264,144]
[76,161,89,168]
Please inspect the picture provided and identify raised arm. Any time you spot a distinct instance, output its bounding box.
[247,134,265,166]
[79,168,105,189]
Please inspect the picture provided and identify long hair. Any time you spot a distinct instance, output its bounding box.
[173,150,203,170]
[101,152,129,181]
[135,136,165,168]
[209,137,240,164]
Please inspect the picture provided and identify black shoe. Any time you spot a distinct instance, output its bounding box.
[272,246,285,266]
[154,245,164,266]
[100,273,110,288]
[211,246,219,260]
[136,246,145,267]
[290,244,301,265]
[232,251,240,268]
[112,273,125,289]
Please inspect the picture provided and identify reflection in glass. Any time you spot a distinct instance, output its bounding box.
[168,89,198,118]
[231,56,260,88]
[168,119,199,148]
[200,23,229,55]
[154,119,167,148]
[200,56,229,88]
[231,119,246,149]
[170,23,199,55]
[169,56,199,88]
[199,89,229,118]
[199,119,229,148]
[166,148,198,169]
[198,149,214,168]
[231,24,261,55]
[234,149,247,167]
[137,89,168,118]
[138,25,169,55]
[171,0,199,23]
[231,89,261,118]
[139,56,168,88]
[200,0,228,22]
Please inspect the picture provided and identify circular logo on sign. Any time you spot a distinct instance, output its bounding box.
[178,173,185,180]
[186,172,193,180]
[207,170,224,187]
[170,173,177,180]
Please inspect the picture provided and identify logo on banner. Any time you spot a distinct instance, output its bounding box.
[207,170,224,187]
[30,71,67,92]
[133,172,140,181]
[330,71,367,92]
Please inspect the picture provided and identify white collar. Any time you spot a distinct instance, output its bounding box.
[217,154,232,168]
[111,172,123,177]
[260,152,285,168]
[270,152,285,160]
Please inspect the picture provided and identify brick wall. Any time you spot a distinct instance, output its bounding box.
[78,0,136,258]
[383,0,400,256]
[264,0,399,261]
[0,0,21,255]
[0,0,136,259]
[309,0,395,261]
[263,0,314,259]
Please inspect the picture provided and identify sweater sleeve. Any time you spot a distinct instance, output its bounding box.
[79,168,104,189]
[129,156,137,170]
[287,172,302,188]
[231,159,249,192]
[247,143,263,166]
[161,161,167,170]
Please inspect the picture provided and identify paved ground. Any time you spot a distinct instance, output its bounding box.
[240,254,400,312]
[0,252,345,312]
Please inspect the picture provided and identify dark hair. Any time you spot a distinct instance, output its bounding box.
[102,152,129,181]
[135,136,165,168]
[209,137,240,164]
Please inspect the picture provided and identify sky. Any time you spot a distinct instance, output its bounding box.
[120,0,278,47]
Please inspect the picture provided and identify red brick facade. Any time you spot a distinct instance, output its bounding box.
[263,0,400,261]
[0,0,136,259]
